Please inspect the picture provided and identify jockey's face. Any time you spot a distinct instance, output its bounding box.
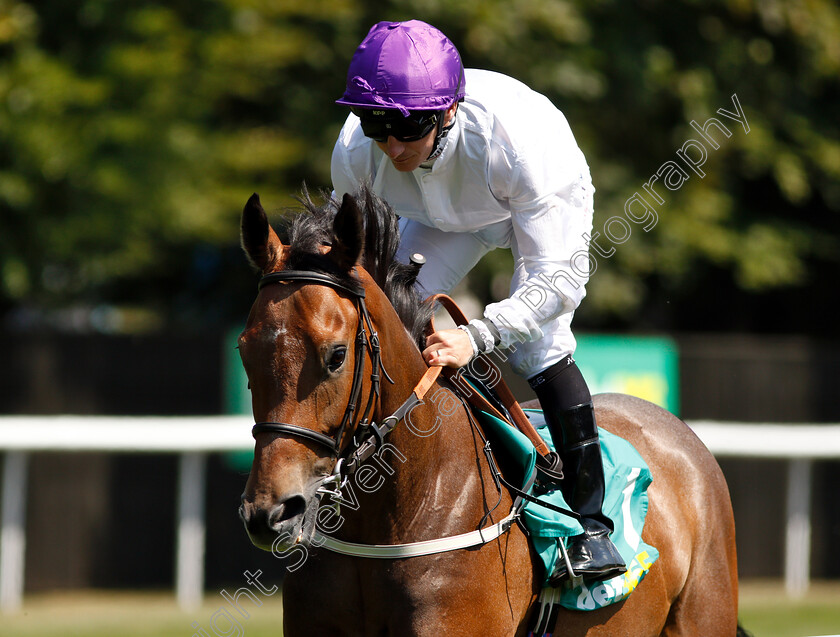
[375,134,436,172]
[375,104,458,172]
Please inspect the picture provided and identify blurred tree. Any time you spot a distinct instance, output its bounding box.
[429,0,840,334]
[0,0,837,334]
[0,0,365,328]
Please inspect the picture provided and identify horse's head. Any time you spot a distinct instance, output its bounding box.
[237,188,431,553]
[236,191,367,551]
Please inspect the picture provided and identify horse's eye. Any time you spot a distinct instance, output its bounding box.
[327,346,347,373]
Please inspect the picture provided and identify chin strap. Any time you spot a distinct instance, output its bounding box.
[425,106,458,162]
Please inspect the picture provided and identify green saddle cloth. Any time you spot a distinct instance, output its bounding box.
[478,408,659,611]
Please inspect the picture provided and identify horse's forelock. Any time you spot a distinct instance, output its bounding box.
[282,185,431,349]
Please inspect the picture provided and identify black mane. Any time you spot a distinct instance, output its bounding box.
[281,185,433,349]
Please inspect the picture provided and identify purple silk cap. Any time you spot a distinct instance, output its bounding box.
[336,20,465,116]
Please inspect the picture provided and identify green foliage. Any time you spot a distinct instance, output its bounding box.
[0,0,360,319]
[1,0,837,332]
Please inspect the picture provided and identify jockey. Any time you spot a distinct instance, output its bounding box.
[330,19,625,585]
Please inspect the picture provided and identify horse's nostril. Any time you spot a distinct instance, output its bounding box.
[268,495,306,530]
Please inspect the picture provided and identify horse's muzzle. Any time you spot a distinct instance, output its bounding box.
[239,493,309,551]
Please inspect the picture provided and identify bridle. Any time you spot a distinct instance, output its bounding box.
[250,268,441,481]
[248,267,577,559]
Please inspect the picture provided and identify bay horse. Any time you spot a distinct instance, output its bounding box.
[237,187,741,636]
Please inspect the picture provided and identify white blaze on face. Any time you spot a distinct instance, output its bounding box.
[268,325,288,342]
[254,322,292,375]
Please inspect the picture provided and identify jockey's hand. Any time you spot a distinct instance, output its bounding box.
[423,328,475,368]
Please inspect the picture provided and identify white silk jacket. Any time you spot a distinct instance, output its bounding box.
[331,69,595,376]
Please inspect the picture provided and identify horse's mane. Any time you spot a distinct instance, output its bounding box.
[280,184,433,350]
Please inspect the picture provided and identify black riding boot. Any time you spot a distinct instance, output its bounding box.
[529,358,626,585]
[546,401,626,584]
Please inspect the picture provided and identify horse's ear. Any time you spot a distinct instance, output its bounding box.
[331,192,364,271]
[241,193,283,272]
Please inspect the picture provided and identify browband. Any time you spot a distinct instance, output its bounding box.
[258,270,365,298]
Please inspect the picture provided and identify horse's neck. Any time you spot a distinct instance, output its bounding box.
[385,379,493,540]
[340,305,501,543]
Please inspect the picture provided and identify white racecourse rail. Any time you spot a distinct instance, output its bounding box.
[1,415,839,613]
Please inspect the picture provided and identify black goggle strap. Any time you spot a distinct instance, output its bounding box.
[426,110,453,161]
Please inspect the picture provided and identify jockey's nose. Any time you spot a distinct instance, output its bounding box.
[383,136,405,158]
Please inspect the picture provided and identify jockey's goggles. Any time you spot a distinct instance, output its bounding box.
[351,107,442,143]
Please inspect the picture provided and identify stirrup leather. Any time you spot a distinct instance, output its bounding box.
[535,450,564,484]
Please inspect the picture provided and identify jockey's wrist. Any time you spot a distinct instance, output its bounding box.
[469,318,501,354]
[457,324,480,360]
[483,318,502,345]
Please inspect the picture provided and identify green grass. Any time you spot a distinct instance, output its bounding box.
[2,580,838,636]
[0,590,285,637]
[738,580,840,637]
